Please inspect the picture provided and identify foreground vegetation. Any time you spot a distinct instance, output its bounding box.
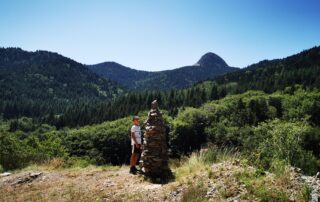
[1,87,319,176]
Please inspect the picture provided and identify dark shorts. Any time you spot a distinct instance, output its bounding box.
[132,144,141,154]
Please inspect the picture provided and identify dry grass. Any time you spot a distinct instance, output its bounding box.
[171,145,241,182]
[0,149,313,202]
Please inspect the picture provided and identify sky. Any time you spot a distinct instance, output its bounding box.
[0,0,320,71]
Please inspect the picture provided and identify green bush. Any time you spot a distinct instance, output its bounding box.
[252,120,320,175]
[0,130,66,171]
[63,116,135,165]
[0,131,30,170]
[170,107,208,155]
[9,117,36,132]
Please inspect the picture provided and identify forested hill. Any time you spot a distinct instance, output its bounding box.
[88,52,238,90]
[211,46,320,92]
[56,46,320,128]
[88,62,155,89]
[1,46,319,127]
[0,48,123,119]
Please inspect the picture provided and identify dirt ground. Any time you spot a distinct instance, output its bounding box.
[0,166,181,202]
[1,161,319,202]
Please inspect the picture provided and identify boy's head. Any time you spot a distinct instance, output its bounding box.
[133,116,140,125]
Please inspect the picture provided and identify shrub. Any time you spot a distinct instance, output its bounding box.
[0,131,30,170]
[63,117,133,165]
[170,107,208,155]
[0,131,66,170]
[252,119,320,175]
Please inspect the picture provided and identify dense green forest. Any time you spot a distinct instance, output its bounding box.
[1,88,319,175]
[48,46,320,128]
[0,48,123,120]
[1,46,319,176]
[1,46,319,129]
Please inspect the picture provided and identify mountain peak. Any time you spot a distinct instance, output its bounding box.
[195,52,228,68]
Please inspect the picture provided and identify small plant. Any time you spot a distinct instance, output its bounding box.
[299,183,312,202]
[254,168,266,177]
[199,145,218,164]
[181,182,208,202]
[269,159,287,176]
[62,156,91,168]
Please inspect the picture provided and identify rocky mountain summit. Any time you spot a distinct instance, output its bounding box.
[195,52,229,68]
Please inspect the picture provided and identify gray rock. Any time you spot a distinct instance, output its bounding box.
[11,172,43,186]
[0,172,11,177]
[30,172,42,178]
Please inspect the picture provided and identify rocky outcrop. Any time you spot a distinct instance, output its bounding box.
[141,100,172,181]
[195,52,229,68]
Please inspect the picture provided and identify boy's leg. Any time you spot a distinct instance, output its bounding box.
[133,154,138,165]
[130,145,139,174]
[130,154,138,166]
[130,153,136,167]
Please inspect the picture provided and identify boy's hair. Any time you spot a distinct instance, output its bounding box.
[132,115,140,121]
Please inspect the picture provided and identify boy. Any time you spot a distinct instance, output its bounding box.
[130,115,142,174]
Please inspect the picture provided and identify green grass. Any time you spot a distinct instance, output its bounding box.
[172,145,241,181]
[10,157,121,174]
[235,169,289,202]
[299,183,312,202]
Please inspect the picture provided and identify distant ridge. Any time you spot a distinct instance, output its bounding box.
[88,52,238,90]
[0,47,123,102]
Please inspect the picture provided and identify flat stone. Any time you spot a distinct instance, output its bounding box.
[0,172,11,177]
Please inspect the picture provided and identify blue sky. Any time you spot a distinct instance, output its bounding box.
[1,0,319,70]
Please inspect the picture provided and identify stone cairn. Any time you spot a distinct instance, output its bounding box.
[141,100,172,181]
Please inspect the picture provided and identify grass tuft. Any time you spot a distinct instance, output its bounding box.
[181,180,208,202]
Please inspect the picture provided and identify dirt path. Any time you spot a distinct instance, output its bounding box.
[0,166,179,202]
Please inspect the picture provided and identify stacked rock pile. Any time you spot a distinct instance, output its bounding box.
[141,100,171,180]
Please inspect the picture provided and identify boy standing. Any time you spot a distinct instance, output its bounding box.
[130,116,142,174]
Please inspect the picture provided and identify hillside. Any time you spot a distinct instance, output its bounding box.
[211,46,320,92]
[88,62,155,89]
[3,46,318,128]
[0,48,123,119]
[59,46,320,128]
[88,52,238,90]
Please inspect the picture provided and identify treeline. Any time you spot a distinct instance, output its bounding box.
[1,46,320,129]
[51,84,226,128]
[53,46,320,128]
